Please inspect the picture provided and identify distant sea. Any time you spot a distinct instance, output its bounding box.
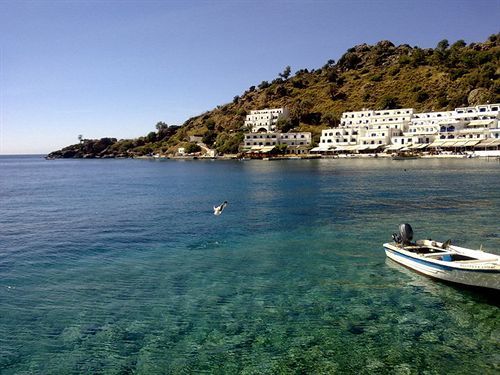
[1,155,499,374]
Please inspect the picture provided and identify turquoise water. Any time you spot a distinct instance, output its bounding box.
[0,156,499,374]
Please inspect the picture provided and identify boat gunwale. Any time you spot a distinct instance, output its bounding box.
[383,242,500,273]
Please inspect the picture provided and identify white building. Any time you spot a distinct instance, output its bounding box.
[317,103,500,154]
[318,108,413,152]
[244,108,290,133]
[391,110,456,149]
[360,108,413,147]
[244,132,312,154]
[242,107,312,154]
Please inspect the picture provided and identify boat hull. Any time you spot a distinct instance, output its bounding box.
[384,245,500,290]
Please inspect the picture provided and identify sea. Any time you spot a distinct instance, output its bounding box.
[0,155,499,374]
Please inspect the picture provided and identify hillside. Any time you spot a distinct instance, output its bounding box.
[48,34,500,158]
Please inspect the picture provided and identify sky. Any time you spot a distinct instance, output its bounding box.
[1,0,499,154]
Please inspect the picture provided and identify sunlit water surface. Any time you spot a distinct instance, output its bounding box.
[1,156,499,374]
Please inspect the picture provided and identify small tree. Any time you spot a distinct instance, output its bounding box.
[450,39,466,50]
[146,131,157,143]
[258,81,270,89]
[323,112,338,127]
[275,144,288,154]
[185,143,201,154]
[277,117,293,132]
[78,134,83,143]
[436,39,449,52]
[279,66,291,80]
[379,95,401,110]
[155,122,168,132]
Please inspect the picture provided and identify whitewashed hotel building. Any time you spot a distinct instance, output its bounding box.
[390,110,457,149]
[244,108,290,133]
[243,132,312,154]
[318,103,500,154]
[316,109,371,152]
[317,108,414,152]
[242,107,311,154]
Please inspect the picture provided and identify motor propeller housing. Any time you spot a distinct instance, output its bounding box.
[392,223,414,245]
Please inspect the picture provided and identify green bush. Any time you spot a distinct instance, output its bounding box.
[185,143,201,154]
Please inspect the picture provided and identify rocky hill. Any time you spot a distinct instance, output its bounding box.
[48,34,500,158]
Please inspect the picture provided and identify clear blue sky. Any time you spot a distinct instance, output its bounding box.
[1,0,499,154]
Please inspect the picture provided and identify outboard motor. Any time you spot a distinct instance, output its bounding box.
[392,223,414,245]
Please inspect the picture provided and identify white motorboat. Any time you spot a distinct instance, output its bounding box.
[383,224,500,290]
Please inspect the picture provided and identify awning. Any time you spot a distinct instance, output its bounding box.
[477,139,500,147]
[450,139,469,147]
[260,146,276,153]
[310,146,332,152]
[429,140,447,147]
[418,143,429,149]
[385,144,404,151]
[441,140,458,147]
[250,145,262,150]
[410,143,429,149]
[334,145,358,152]
[464,140,481,147]
[355,144,382,151]
[467,119,496,127]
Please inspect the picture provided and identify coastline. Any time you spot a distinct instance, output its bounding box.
[129,153,500,161]
[41,152,500,161]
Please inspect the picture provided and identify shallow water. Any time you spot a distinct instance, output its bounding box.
[1,156,499,374]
